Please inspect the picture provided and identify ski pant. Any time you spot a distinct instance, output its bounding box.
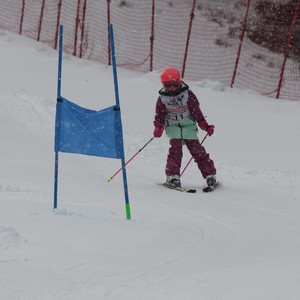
[165,138,216,179]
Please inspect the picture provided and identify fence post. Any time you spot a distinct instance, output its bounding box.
[150,0,155,72]
[107,0,111,65]
[276,0,300,99]
[230,0,251,88]
[37,0,45,42]
[79,0,87,58]
[54,0,62,49]
[19,0,26,35]
[73,0,81,56]
[181,0,196,79]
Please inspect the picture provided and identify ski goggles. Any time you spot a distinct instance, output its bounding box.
[164,81,180,89]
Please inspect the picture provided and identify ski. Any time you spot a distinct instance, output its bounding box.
[202,181,220,193]
[157,183,196,193]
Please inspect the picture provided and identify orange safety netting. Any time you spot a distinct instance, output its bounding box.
[0,0,299,100]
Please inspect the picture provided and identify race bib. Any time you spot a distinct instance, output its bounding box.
[160,90,190,122]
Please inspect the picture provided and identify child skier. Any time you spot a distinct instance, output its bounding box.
[153,67,217,190]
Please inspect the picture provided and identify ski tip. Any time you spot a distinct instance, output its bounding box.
[186,189,197,193]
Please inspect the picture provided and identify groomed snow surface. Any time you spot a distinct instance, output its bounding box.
[0,30,300,300]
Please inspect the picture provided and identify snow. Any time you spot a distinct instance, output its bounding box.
[0,29,300,300]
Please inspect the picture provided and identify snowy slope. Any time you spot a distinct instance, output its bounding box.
[0,29,300,300]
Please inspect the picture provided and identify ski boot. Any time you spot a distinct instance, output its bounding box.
[166,175,181,188]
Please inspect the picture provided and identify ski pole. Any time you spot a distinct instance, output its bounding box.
[180,133,208,177]
[108,137,154,182]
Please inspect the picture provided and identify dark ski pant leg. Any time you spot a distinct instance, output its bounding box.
[166,139,183,176]
[185,139,216,179]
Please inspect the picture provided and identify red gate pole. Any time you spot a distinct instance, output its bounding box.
[107,0,111,65]
[79,0,87,58]
[73,0,81,56]
[181,0,196,79]
[37,0,45,41]
[19,0,26,35]
[276,0,300,99]
[54,0,62,49]
[231,0,251,88]
[150,0,155,72]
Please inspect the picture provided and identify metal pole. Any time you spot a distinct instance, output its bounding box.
[19,0,26,35]
[182,0,196,79]
[54,0,62,50]
[79,0,87,58]
[230,0,251,88]
[37,0,46,42]
[107,0,111,65]
[73,0,81,56]
[54,25,63,209]
[109,24,131,220]
[150,0,155,71]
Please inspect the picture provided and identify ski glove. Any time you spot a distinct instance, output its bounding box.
[206,125,215,136]
[197,120,215,136]
[153,126,164,138]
